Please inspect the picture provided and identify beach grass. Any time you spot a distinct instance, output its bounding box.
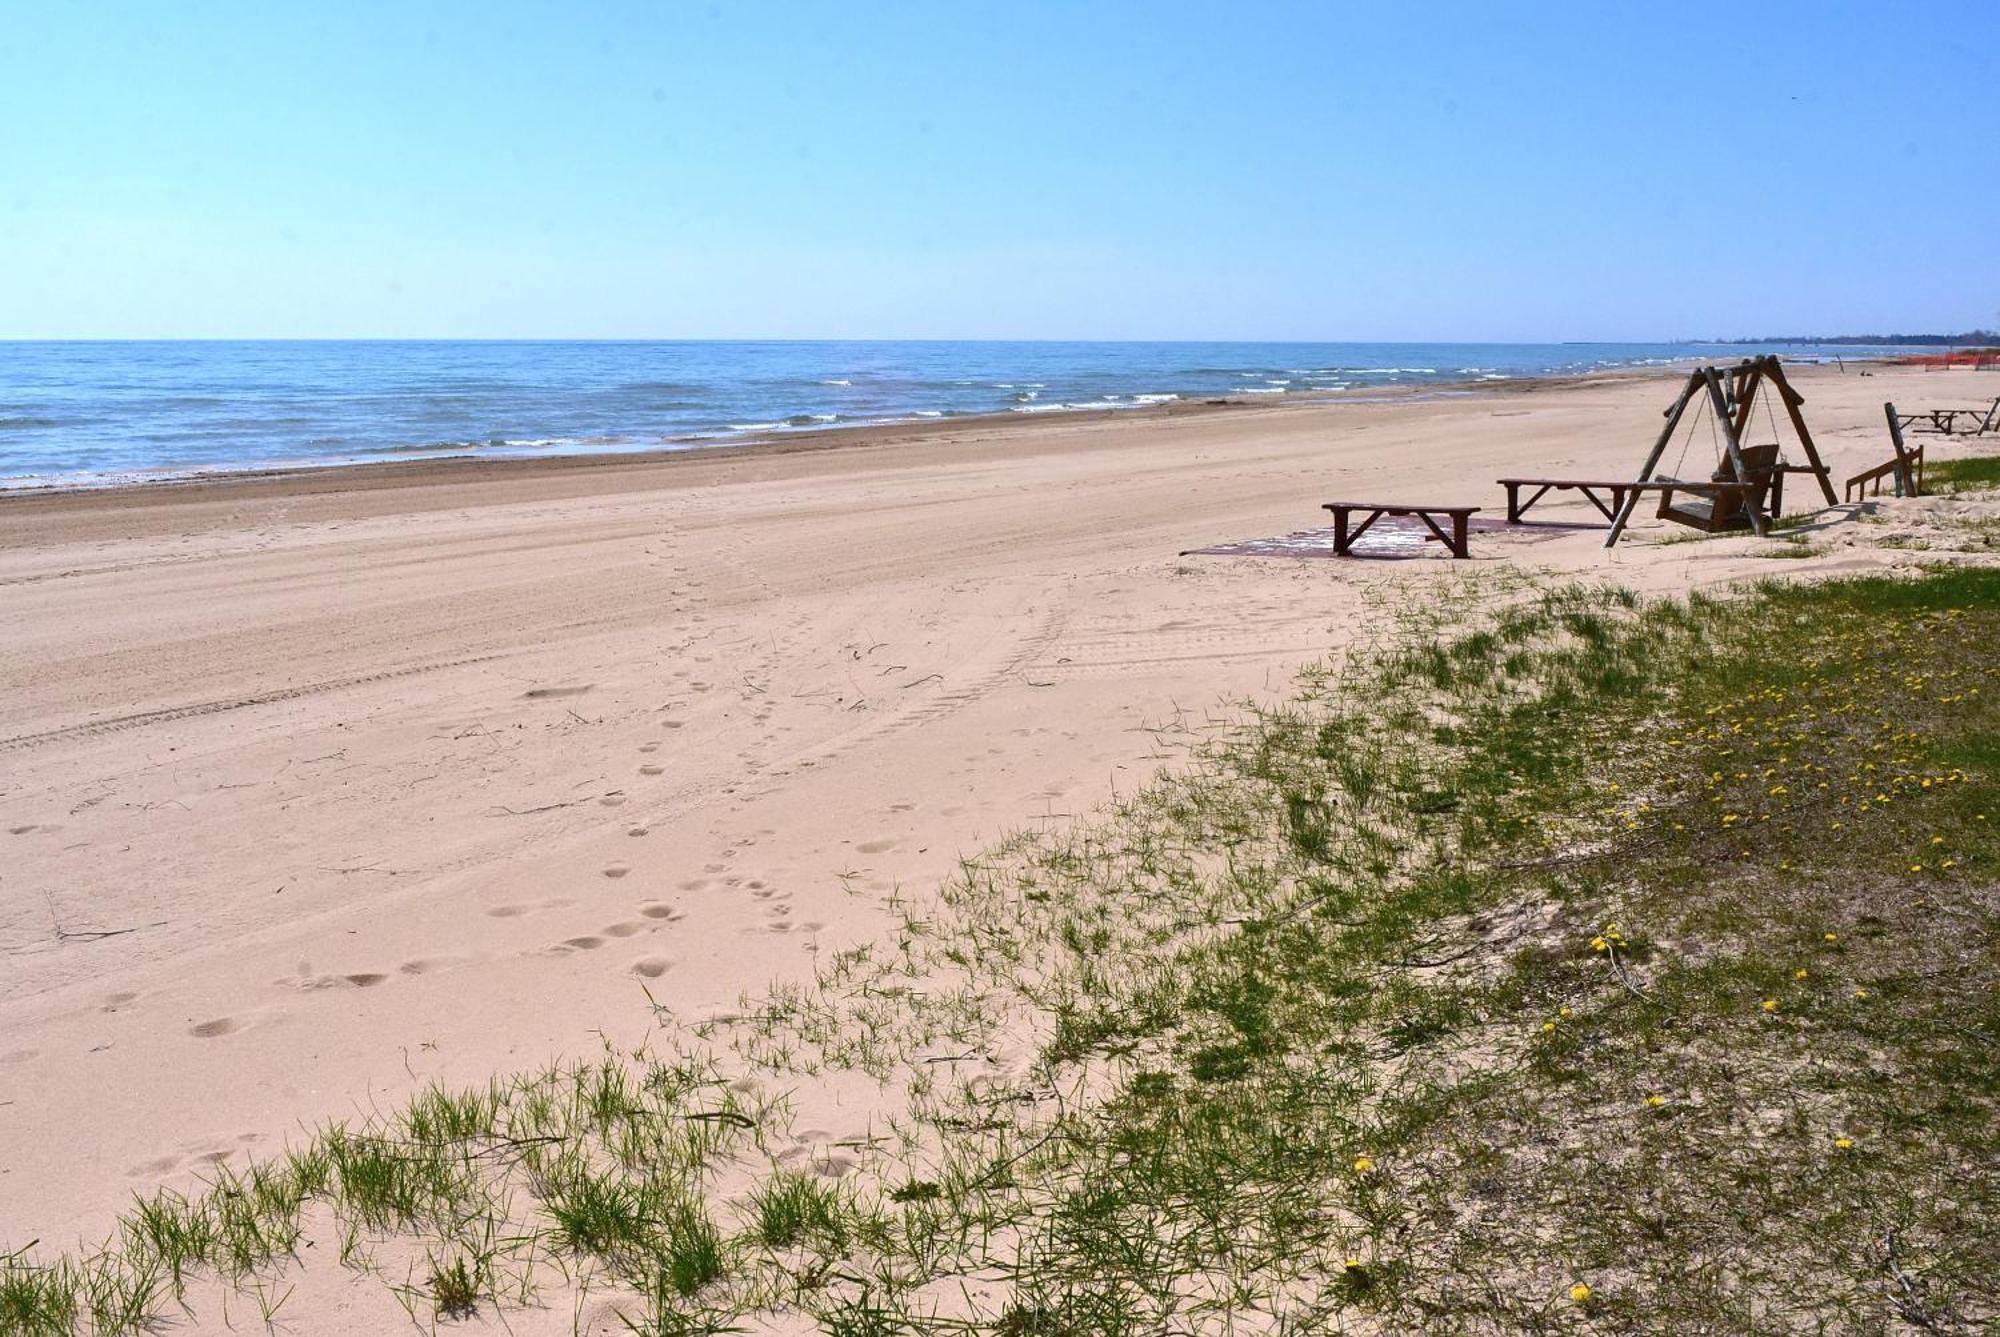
[3,567,1997,1333]
[1927,452,2000,495]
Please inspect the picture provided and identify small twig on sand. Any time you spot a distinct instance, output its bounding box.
[1881,1230,1948,1333]
[44,893,160,943]
[487,797,593,817]
[1607,943,1650,999]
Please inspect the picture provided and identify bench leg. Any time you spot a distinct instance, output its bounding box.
[1333,508,1350,556]
[1505,483,1520,523]
[1411,511,1472,558]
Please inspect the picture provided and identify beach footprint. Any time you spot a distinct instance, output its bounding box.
[630,956,673,979]
[188,1018,242,1039]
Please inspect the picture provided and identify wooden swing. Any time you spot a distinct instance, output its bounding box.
[1604,356,1837,547]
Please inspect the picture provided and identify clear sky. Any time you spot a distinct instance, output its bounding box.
[2,1,1994,341]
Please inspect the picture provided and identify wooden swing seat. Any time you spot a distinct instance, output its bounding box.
[1656,443,1781,532]
[1603,357,1838,548]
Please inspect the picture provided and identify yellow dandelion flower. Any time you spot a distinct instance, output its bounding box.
[1646,1094,1666,1108]
[1853,989,1869,1000]
[1344,1257,1365,1271]
[1794,968,1809,980]
[1570,1283,1593,1304]
[1824,932,1839,944]
[1541,1021,1556,1034]
[1762,999,1779,1013]
[1591,936,1609,953]
[1834,1136,1855,1151]
[1559,1006,1573,1018]
[1352,1155,1376,1175]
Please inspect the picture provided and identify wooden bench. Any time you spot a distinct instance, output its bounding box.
[1496,478,1635,524]
[1320,501,1480,559]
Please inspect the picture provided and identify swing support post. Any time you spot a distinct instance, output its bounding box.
[1706,365,1771,538]
[1604,369,1702,548]
[1759,357,1839,505]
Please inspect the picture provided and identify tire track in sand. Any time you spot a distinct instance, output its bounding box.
[0,654,506,753]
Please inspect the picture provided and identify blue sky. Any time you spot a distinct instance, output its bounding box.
[2,1,1994,340]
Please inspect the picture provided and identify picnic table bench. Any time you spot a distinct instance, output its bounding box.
[1320,501,1480,559]
[1496,477,1636,524]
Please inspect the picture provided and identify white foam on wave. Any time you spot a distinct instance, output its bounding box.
[1236,386,1286,395]
[1132,393,1179,404]
[820,378,852,386]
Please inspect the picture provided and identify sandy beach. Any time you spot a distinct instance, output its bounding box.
[3,361,1995,1292]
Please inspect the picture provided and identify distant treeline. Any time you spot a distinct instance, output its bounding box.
[1727,330,1999,347]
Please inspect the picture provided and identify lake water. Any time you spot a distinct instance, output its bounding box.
[0,340,1911,488]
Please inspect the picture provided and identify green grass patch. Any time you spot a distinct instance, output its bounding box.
[1928,452,2000,494]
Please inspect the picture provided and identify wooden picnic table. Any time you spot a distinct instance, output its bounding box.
[1320,501,1480,559]
[1895,397,2000,437]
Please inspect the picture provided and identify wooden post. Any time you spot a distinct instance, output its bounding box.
[1883,403,1918,498]
[1761,358,1838,504]
[1605,369,1702,548]
[1730,360,1761,442]
[1705,366,1771,537]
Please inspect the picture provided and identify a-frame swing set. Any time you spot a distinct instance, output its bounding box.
[1603,355,1838,547]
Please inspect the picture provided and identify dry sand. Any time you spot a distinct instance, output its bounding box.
[3,361,1995,1273]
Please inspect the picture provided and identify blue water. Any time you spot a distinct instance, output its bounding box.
[0,340,1912,488]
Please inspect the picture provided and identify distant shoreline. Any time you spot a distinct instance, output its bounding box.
[0,344,1913,501]
[0,365,1654,508]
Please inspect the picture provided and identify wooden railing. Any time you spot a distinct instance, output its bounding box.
[1845,404,1925,502]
